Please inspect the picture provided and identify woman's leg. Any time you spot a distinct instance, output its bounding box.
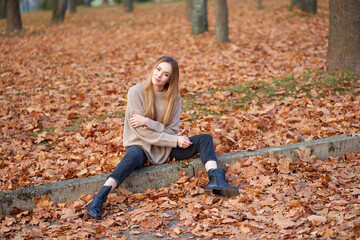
[169,134,238,197]
[107,145,148,188]
[205,160,217,171]
[103,178,118,191]
[87,146,147,219]
[169,134,218,166]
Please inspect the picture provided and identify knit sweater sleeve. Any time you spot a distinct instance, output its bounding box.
[147,101,181,135]
[126,86,179,148]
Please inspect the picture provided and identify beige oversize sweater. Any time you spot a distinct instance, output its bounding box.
[123,84,181,164]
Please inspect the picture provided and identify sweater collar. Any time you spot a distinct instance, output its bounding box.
[154,90,166,97]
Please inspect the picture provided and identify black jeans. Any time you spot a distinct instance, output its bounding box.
[108,134,217,187]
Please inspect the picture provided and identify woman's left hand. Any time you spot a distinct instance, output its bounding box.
[177,136,193,149]
[130,114,148,128]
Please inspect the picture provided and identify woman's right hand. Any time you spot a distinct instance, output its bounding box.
[130,114,148,128]
[177,136,193,149]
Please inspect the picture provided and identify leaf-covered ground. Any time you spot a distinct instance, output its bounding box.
[1,1,360,237]
[1,150,360,239]
[0,0,359,193]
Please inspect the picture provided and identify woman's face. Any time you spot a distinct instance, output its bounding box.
[152,62,172,92]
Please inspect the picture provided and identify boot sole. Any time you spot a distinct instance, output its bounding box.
[86,201,101,220]
[87,210,101,220]
[205,188,239,197]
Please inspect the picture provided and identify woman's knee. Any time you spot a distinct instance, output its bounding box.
[123,146,147,167]
[126,146,145,156]
[201,133,213,143]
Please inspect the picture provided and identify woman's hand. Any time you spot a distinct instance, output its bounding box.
[177,136,193,149]
[130,114,148,128]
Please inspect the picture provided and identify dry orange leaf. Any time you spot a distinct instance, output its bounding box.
[33,195,53,208]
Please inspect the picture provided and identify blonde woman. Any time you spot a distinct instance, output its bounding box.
[87,56,238,220]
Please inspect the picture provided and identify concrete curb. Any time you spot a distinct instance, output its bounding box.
[1,134,359,216]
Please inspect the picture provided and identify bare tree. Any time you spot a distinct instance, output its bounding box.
[5,0,22,32]
[327,0,360,72]
[52,0,67,23]
[70,0,77,13]
[301,0,316,13]
[192,0,208,34]
[291,0,302,8]
[0,0,6,19]
[215,0,228,42]
[124,0,133,13]
[186,0,192,21]
[84,0,91,6]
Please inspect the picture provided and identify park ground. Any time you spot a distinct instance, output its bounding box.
[0,0,360,238]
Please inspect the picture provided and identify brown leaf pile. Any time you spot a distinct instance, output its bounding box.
[0,0,359,191]
[1,150,359,239]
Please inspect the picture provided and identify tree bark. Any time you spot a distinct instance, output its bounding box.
[204,0,208,31]
[0,0,6,19]
[124,0,133,13]
[103,0,109,5]
[52,0,67,22]
[84,0,91,6]
[70,0,77,13]
[327,0,360,72]
[192,0,208,34]
[301,0,316,13]
[186,0,192,21]
[215,0,228,42]
[291,0,301,9]
[6,0,22,32]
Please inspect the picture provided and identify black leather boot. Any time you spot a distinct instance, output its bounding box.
[204,168,239,197]
[87,185,112,219]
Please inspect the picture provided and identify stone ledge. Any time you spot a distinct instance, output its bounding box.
[1,134,359,216]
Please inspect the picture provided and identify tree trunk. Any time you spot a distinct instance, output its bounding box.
[0,0,6,19]
[258,0,262,9]
[52,0,67,22]
[301,0,316,13]
[215,0,228,42]
[204,0,208,31]
[124,0,133,13]
[6,0,22,32]
[103,0,108,5]
[327,0,360,72]
[192,0,208,34]
[70,0,76,13]
[84,0,91,7]
[186,0,192,21]
[291,0,301,9]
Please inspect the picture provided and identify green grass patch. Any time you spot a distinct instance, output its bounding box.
[61,110,124,132]
[30,127,55,138]
[35,140,57,149]
[133,0,185,6]
[62,113,85,132]
[113,111,125,118]
[181,69,359,120]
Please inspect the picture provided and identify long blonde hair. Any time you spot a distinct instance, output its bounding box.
[142,56,180,126]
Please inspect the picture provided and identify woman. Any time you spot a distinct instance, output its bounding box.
[87,56,238,220]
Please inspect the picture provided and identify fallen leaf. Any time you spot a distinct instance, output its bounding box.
[277,158,292,174]
[307,215,327,225]
[273,212,297,229]
[34,195,53,208]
